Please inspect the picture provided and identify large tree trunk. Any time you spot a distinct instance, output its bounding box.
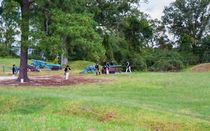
[61,54,68,66]
[17,0,30,82]
[18,46,29,82]
[61,37,68,66]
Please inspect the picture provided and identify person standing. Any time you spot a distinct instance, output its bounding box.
[126,61,131,73]
[110,61,114,66]
[64,65,71,80]
[95,63,100,75]
[12,64,16,75]
[106,62,110,74]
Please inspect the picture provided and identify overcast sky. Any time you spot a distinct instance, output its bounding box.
[140,0,175,20]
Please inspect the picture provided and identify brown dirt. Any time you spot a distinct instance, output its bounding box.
[0,75,112,87]
[191,63,210,72]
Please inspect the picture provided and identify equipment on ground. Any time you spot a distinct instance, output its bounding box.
[101,65,122,74]
[80,64,122,74]
[80,64,96,74]
[27,64,40,72]
[32,59,62,70]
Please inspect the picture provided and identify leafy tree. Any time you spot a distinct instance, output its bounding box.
[0,0,37,81]
[150,19,173,50]
[0,0,105,82]
[162,0,210,53]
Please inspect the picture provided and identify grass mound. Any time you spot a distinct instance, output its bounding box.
[70,60,95,70]
[190,63,210,72]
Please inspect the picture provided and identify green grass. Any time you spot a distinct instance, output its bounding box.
[0,57,33,73]
[0,72,209,130]
[70,60,96,70]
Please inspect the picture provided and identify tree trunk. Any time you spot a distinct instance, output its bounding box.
[61,37,68,66]
[17,0,30,82]
[18,46,29,82]
[61,54,68,66]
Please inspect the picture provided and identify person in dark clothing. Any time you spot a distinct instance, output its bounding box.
[95,63,100,75]
[12,64,16,75]
[64,65,71,80]
[110,61,114,66]
[126,61,131,73]
[102,63,106,74]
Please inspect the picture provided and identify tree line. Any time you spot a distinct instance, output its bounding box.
[0,0,209,81]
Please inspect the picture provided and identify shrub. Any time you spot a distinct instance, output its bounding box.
[131,54,147,71]
[144,50,185,71]
[180,53,199,65]
[150,59,184,71]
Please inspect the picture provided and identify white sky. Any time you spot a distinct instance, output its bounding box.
[140,0,175,20]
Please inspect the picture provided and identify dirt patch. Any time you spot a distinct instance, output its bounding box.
[0,75,112,87]
[191,63,210,72]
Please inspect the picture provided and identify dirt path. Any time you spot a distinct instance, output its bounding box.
[0,76,17,80]
[0,75,112,87]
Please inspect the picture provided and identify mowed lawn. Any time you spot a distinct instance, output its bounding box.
[0,72,209,130]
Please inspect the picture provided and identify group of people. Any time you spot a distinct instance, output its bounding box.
[64,61,132,80]
[12,61,131,80]
[95,61,132,75]
[64,61,132,79]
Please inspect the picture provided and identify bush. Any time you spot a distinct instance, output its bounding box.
[131,54,147,71]
[143,50,185,71]
[150,59,184,71]
[180,53,199,65]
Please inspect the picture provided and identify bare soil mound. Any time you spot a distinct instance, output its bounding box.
[0,75,112,87]
[190,63,210,72]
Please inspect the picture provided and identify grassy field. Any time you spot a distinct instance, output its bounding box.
[0,71,209,130]
[0,58,209,130]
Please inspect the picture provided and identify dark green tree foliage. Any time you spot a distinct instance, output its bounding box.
[89,0,153,65]
[197,35,210,63]
[162,0,210,53]
[145,50,185,71]
[150,19,172,50]
[30,0,105,62]
[122,16,153,52]
[1,0,208,75]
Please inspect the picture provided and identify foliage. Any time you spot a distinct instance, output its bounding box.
[198,35,210,63]
[144,49,185,71]
[162,0,210,53]
[180,52,200,65]
[0,0,209,73]
[150,59,184,71]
